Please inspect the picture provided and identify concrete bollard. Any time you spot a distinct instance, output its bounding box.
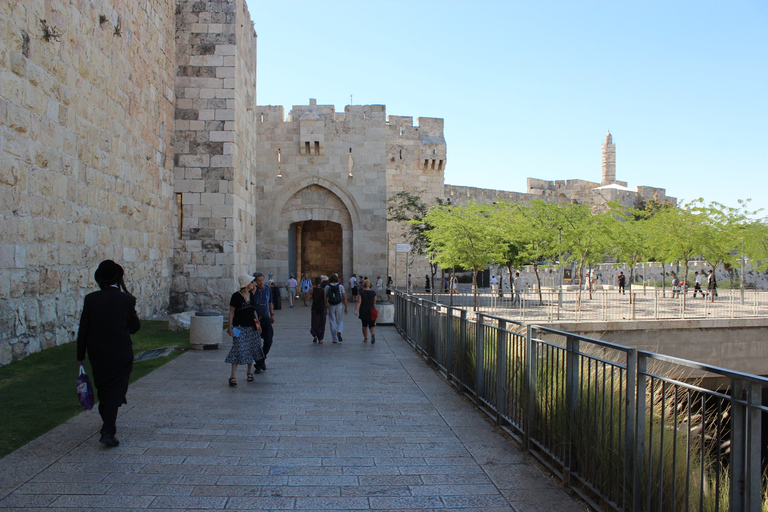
[189,312,223,350]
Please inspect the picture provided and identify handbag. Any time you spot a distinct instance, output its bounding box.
[76,365,94,410]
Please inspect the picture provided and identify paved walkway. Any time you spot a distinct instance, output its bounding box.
[0,303,584,511]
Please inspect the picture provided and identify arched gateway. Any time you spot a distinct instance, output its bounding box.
[257,179,358,284]
[281,185,353,279]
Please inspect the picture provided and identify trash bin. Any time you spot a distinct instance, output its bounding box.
[189,311,223,350]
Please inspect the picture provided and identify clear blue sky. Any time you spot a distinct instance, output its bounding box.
[246,0,767,214]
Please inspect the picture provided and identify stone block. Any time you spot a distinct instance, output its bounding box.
[168,311,193,331]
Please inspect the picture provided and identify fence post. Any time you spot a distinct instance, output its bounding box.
[633,353,647,511]
[564,335,580,484]
[475,314,485,406]
[446,306,454,382]
[496,320,508,425]
[624,348,637,509]
[654,290,659,320]
[747,383,762,511]
[525,324,538,452]
[730,378,746,511]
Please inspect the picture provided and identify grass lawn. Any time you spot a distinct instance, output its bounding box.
[0,320,192,458]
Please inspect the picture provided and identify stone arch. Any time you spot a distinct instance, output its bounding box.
[268,176,362,232]
[268,180,356,281]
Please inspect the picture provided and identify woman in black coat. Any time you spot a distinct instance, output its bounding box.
[76,260,140,447]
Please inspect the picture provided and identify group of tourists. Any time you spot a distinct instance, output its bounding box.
[76,260,390,448]
[306,273,378,345]
[619,269,718,301]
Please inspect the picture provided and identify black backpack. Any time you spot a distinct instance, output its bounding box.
[328,283,342,305]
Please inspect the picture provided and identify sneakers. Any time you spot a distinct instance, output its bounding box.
[337,333,343,342]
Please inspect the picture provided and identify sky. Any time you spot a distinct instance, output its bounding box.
[246,0,767,215]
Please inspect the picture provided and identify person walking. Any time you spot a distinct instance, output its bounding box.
[225,273,263,387]
[285,275,298,308]
[693,271,705,298]
[301,273,312,306]
[76,260,141,448]
[349,273,358,304]
[375,276,383,300]
[310,276,327,343]
[671,272,681,298]
[355,279,377,344]
[490,275,499,296]
[251,272,273,371]
[707,270,717,302]
[385,275,393,301]
[617,272,626,295]
[325,274,347,343]
[512,272,523,306]
[425,274,431,293]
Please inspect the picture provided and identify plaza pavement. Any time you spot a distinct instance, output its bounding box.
[0,302,584,511]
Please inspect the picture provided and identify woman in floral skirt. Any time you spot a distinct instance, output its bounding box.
[226,273,264,386]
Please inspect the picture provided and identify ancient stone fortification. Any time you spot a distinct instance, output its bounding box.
[171,0,257,312]
[253,100,446,283]
[525,132,676,212]
[0,0,258,364]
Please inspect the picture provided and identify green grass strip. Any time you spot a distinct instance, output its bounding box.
[0,320,193,458]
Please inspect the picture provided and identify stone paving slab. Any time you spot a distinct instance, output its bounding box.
[0,305,584,511]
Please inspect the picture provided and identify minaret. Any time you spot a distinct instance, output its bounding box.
[601,131,616,184]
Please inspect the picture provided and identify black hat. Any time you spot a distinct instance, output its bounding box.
[94,260,124,287]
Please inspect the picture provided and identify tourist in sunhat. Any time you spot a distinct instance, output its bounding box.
[226,273,264,386]
[76,260,141,447]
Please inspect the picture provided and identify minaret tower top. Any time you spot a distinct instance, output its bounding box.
[601,131,616,184]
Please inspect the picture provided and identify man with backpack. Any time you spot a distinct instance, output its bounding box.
[325,274,348,343]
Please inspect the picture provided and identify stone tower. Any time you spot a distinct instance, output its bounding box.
[601,131,616,184]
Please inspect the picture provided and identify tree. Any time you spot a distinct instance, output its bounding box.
[696,200,754,284]
[387,191,442,300]
[650,201,706,295]
[743,218,768,272]
[608,205,652,301]
[423,201,506,310]
[552,203,614,305]
[510,201,564,304]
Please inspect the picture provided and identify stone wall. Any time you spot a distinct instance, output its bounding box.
[171,0,257,312]
[385,116,447,286]
[0,0,177,364]
[254,100,388,283]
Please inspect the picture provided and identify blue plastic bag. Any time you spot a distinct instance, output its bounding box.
[76,365,94,410]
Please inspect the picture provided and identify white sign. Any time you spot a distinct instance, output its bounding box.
[396,243,412,253]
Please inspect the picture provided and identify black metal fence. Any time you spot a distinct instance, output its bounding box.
[394,292,766,511]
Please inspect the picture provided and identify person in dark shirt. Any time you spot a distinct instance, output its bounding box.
[226,273,263,386]
[76,260,141,448]
[355,279,378,344]
[310,276,327,343]
[251,272,274,371]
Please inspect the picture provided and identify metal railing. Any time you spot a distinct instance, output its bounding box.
[395,292,766,511]
[411,288,768,322]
